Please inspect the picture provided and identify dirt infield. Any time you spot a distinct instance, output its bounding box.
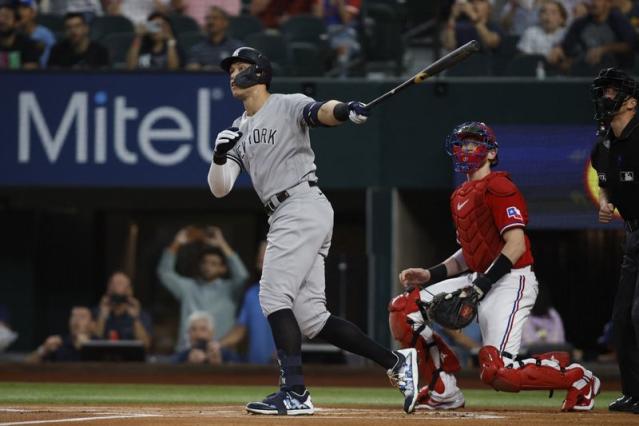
[1,404,638,426]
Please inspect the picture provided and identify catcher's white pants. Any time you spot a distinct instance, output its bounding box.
[411,267,538,357]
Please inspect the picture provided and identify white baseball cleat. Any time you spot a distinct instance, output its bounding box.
[387,348,419,414]
[416,386,465,410]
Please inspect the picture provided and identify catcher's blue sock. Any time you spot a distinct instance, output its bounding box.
[267,309,305,394]
[316,315,397,369]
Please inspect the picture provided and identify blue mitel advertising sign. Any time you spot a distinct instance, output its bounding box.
[0,72,247,187]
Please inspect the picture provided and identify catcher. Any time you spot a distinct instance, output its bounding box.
[389,121,601,411]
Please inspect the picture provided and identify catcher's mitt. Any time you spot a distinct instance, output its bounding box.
[426,287,480,329]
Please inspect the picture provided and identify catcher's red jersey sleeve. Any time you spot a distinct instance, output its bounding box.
[485,176,534,269]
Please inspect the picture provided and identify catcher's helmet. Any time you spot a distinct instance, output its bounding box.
[591,68,638,122]
[445,121,498,174]
[220,47,272,89]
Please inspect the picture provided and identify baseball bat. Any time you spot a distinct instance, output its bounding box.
[365,40,481,109]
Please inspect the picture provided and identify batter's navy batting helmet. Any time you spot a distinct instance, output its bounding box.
[445,121,498,173]
[220,47,272,89]
[591,68,638,122]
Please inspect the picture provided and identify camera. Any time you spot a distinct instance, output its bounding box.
[145,20,162,34]
[110,294,128,305]
[194,339,209,351]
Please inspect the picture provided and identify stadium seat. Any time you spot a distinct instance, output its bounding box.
[570,59,613,77]
[245,31,289,75]
[288,42,325,77]
[36,13,65,34]
[402,0,442,38]
[280,15,327,46]
[363,3,404,75]
[503,54,547,77]
[169,14,201,36]
[178,31,205,54]
[100,32,135,68]
[445,53,492,76]
[228,15,263,41]
[493,34,520,75]
[90,16,134,41]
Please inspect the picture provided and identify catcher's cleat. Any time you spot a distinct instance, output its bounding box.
[416,386,465,410]
[246,388,314,415]
[415,372,465,410]
[388,348,419,414]
[561,369,601,412]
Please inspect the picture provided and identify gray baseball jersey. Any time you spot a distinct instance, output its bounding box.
[226,93,319,203]
[220,92,333,337]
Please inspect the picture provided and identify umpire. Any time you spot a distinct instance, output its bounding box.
[591,68,639,414]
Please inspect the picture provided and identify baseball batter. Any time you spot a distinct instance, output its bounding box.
[207,47,419,416]
[391,122,601,411]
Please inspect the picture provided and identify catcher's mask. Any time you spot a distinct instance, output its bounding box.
[445,121,498,174]
[591,68,638,122]
[220,47,272,89]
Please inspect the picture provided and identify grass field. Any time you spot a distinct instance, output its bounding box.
[0,382,621,408]
[1,382,635,425]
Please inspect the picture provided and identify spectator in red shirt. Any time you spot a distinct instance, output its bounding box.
[250,0,311,29]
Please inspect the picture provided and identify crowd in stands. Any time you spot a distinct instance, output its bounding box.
[1,0,638,76]
[1,225,276,366]
[0,226,623,366]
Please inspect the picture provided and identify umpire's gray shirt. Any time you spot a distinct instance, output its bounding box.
[226,93,318,203]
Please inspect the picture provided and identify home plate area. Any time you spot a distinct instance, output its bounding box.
[0,405,633,426]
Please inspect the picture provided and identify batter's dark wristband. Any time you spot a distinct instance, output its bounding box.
[333,102,349,122]
[213,153,227,165]
[426,263,447,285]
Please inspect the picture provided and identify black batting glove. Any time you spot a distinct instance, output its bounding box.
[213,127,242,165]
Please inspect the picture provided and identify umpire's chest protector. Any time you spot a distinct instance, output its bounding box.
[451,172,511,273]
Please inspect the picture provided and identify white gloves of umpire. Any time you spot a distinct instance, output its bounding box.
[347,101,369,125]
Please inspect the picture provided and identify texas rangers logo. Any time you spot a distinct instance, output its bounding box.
[460,304,474,321]
[506,206,523,221]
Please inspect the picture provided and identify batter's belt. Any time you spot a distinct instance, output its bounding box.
[264,181,318,216]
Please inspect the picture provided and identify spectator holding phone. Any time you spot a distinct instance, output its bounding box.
[442,0,502,52]
[158,226,248,351]
[126,12,183,70]
[173,311,222,364]
[93,271,152,349]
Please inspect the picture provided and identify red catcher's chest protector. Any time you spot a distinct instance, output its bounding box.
[451,172,514,273]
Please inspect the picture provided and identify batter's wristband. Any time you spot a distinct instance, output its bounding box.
[427,263,447,285]
[333,102,349,121]
[213,153,227,165]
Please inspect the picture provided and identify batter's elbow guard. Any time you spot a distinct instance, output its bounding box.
[303,101,328,127]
